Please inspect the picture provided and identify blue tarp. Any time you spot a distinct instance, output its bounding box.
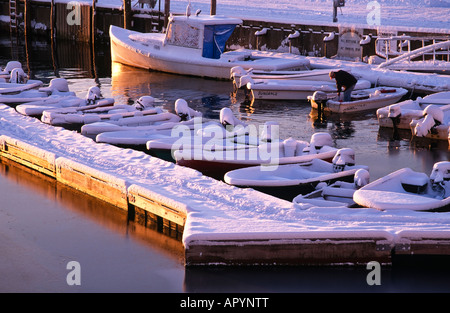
[202,24,236,59]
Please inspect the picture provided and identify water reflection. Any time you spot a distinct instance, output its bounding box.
[0,158,185,292]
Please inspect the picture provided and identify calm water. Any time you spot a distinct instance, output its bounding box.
[2,35,450,293]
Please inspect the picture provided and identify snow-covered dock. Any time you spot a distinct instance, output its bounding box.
[1,103,450,266]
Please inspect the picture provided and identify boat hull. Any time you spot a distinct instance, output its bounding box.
[248,79,371,101]
[237,173,356,201]
[311,88,408,113]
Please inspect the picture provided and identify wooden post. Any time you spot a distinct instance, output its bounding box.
[24,0,31,36]
[91,0,97,43]
[123,0,131,29]
[164,0,170,29]
[211,0,216,15]
[50,0,55,39]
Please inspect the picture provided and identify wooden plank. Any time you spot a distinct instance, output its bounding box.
[128,186,187,227]
[0,136,56,178]
[395,231,450,256]
[55,157,128,210]
[185,237,392,266]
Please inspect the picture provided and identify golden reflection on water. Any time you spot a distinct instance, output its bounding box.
[0,158,185,264]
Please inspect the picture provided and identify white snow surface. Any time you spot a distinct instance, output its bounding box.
[1,104,450,247]
[46,0,450,31]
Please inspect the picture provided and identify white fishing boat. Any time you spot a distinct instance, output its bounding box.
[0,78,75,105]
[409,104,450,140]
[15,86,114,118]
[0,68,43,94]
[82,98,202,139]
[309,87,408,113]
[173,130,338,180]
[40,96,163,128]
[110,11,309,80]
[224,148,368,200]
[293,168,370,209]
[377,91,450,129]
[353,161,450,211]
[242,76,371,101]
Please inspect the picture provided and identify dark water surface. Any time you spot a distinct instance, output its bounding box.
[2,36,450,293]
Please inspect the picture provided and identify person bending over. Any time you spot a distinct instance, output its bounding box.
[329,70,357,102]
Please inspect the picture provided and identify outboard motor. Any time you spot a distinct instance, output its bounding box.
[39,78,70,94]
[85,86,102,105]
[9,68,27,84]
[230,66,247,81]
[332,148,355,172]
[310,91,328,124]
[387,104,401,126]
[430,161,450,186]
[354,168,370,189]
[220,107,244,128]
[3,61,22,74]
[175,98,191,121]
[430,162,450,198]
[303,132,333,155]
[135,96,155,111]
[414,105,443,137]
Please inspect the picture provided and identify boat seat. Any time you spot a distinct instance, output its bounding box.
[401,172,429,194]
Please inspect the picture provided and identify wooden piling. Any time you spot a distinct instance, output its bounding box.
[123,0,131,29]
[211,0,216,16]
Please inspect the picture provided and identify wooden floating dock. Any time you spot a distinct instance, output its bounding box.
[1,133,450,266]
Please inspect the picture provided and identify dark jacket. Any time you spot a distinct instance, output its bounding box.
[334,70,357,92]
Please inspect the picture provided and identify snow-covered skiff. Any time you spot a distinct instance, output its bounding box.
[309,87,408,113]
[224,148,368,200]
[0,68,43,94]
[0,78,75,106]
[40,96,163,128]
[230,66,336,89]
[173,131,338,180]
[377,91,450,129]
[243,76,371,101]
[82,98,202,139]
[110,13,309,80]
[409,103,450,140]
[353,162,450,211]
[15,86,114,118]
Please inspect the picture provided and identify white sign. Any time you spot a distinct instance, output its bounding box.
[337,27,363,60]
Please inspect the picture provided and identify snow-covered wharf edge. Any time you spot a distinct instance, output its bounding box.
[1,103,450,263]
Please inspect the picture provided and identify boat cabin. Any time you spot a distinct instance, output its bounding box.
[165,15,243,59]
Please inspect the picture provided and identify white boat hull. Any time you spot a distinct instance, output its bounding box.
[311,87,408,113]
[248,79,371,101]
